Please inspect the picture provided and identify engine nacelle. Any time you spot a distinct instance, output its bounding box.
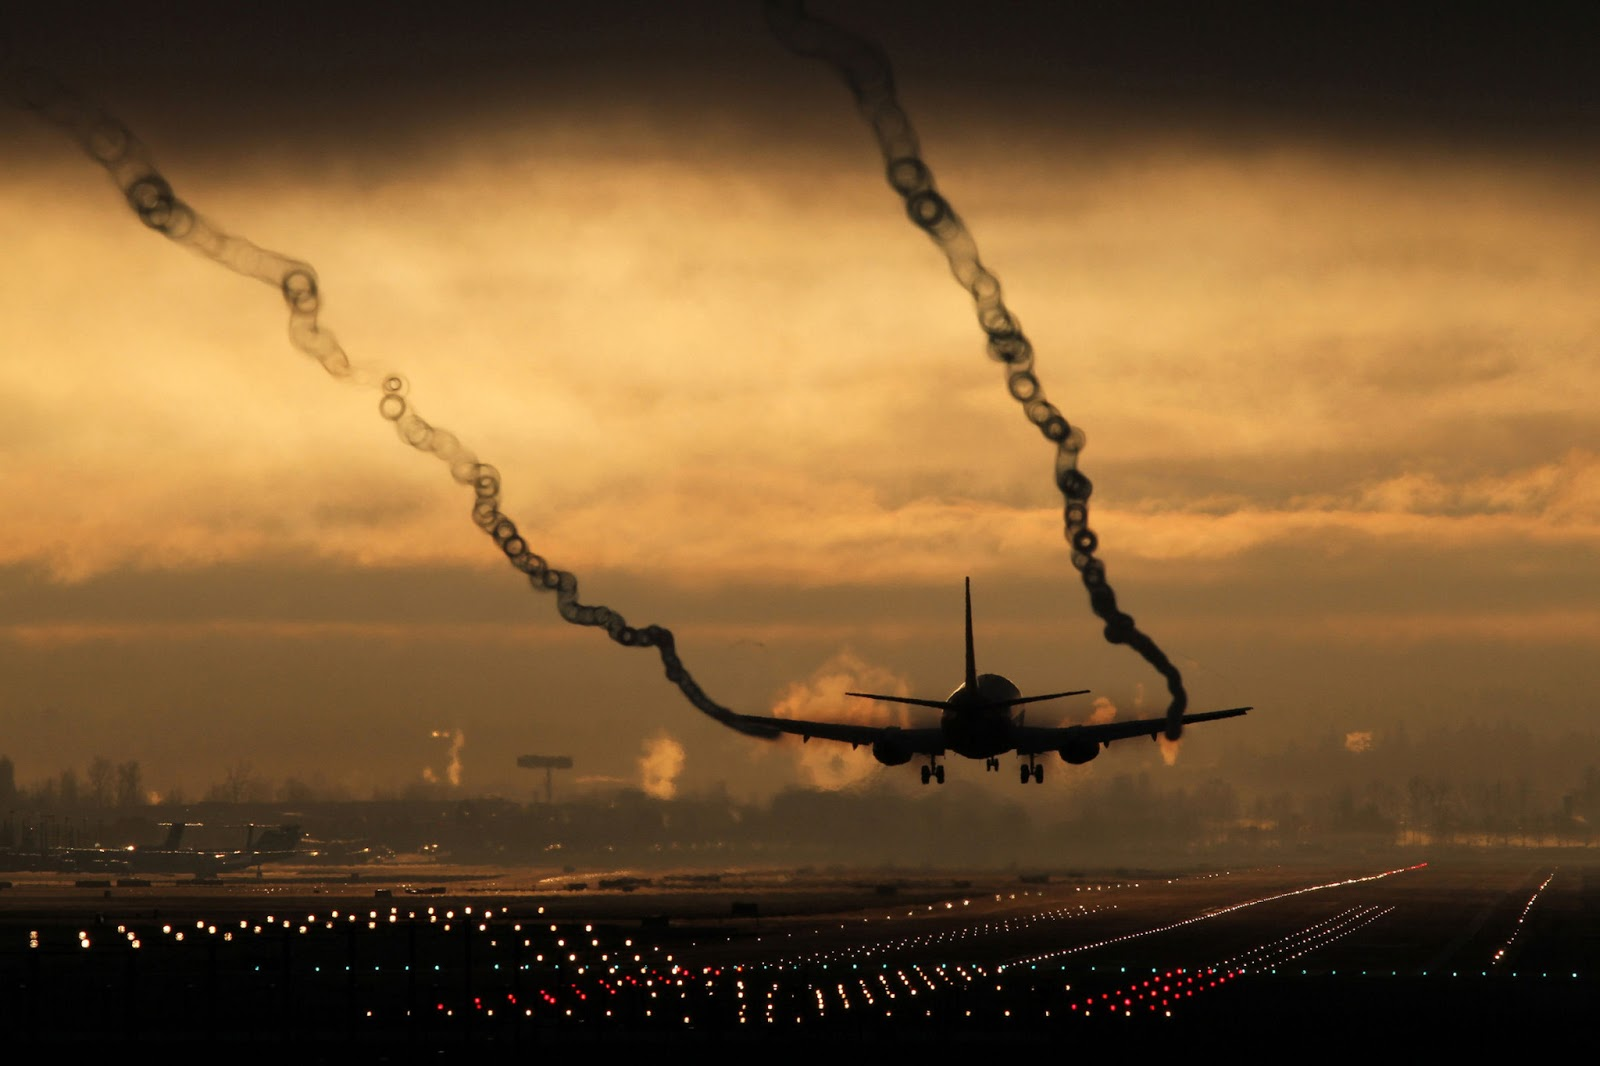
[1059,737,1100,765]
[872,730,914,767]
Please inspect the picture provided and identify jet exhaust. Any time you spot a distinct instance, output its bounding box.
[765,1,1190,740]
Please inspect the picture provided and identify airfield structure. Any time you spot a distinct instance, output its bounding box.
[516,754,574,804]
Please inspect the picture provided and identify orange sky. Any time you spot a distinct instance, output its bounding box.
[2,3,1596,802]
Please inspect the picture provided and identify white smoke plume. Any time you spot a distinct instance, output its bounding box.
[1082,693,1181,764]
[423,728,465,787]
[1157,732,1181,766]
[639,731,686,800]
[1123,685,1181,765]
[770,651,913,790]
[1088,696,1119,725]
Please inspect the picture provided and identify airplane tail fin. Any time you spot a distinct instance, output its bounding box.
[964,577,977,691]
[250,824,303,853]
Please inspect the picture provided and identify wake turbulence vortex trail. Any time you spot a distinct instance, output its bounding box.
[765,2,1190,738]
[13,71,779,741]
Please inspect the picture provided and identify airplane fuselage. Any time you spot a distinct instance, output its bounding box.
[940,673,1023,759]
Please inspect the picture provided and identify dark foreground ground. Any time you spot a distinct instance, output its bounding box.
[1,852,1593,1056]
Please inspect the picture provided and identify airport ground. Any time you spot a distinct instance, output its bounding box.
[1,851,1594,1055]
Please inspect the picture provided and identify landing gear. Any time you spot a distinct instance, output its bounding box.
[985,757,999,772]
[920,761,946,785]
[1019,757,1044,784]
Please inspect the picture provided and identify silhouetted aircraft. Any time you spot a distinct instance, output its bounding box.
[58,821,304,876]
[239,823,305,868]
[730,578,1249,784]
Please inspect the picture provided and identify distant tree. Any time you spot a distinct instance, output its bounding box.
[115,761,144,808]
[1405,777,1433,844]
[0,756,16,806]
[87,756,115,808]
[1193,778,1240,824]
[1515,778,1532,846]
[30,777,58,808]
[1265,791,1300,840]
[278,774,350,804]
[206,761,267,804]
[56,767,80,809]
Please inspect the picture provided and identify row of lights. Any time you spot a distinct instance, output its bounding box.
[1492,868,1557,967]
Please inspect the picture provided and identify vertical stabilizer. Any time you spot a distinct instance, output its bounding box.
[964,577,978,690]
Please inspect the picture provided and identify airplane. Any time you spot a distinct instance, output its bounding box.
[727,578,1249,785]
[57,821,304,876]
[238,823,305,869]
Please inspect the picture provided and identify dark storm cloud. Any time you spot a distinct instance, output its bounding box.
[7,2,1599,155]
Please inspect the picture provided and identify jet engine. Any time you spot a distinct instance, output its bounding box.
[871,730,914,766]
[1059,737,1100,765]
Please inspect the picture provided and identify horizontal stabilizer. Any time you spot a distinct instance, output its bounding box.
[995,689,1090,709]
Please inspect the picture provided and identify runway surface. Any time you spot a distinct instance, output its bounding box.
[2,854,1592,1052]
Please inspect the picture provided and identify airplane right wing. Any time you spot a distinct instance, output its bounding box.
[1013,706,1251,755]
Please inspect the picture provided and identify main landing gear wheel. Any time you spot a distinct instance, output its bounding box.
[921,765,931,785]
[985,757,999,771]
[935,765,945,784]
[1019,762,1044,784]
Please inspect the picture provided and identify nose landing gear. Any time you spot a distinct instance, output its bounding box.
[920,761,946,785]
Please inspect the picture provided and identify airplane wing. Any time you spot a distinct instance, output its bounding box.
[1012,706,1251,755]
[727,712,945,754]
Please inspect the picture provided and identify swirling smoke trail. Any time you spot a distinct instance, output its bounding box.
[765,1,1190,739]
[10,69,778,741]
[15,2,1188,743]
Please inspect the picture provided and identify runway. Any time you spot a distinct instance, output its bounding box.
[2,855,1592,1051]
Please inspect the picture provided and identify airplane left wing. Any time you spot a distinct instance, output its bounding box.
[1013,706,1251,755]
[728,712,945,755]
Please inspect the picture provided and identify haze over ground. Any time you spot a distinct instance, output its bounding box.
[2,2,1596,803]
